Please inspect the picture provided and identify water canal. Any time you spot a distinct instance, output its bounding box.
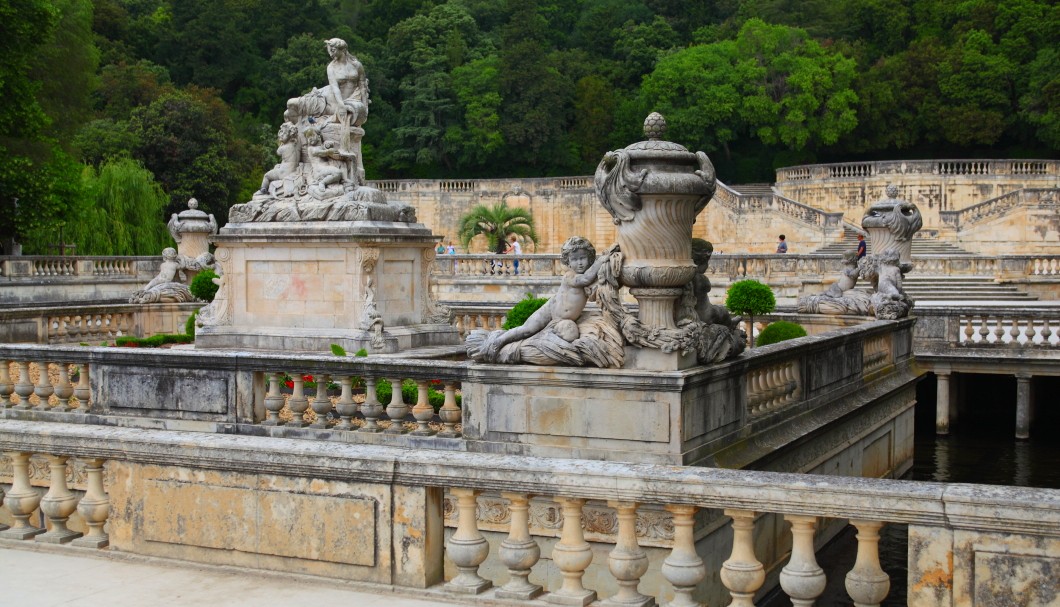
[762,373,1060,606]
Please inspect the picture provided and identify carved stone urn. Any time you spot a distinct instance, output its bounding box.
[594,113,716,329]
[167,198,218,260]
[862,185,923,268]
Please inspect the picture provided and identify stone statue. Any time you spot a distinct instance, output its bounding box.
[129,247,216,304]
[466,237,624,367]
[798,185,923,319]
[228,38,416,224]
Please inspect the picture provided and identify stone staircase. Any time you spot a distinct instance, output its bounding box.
[728,183,776,197]
[902,275,1038,302]
[813,227,976,256]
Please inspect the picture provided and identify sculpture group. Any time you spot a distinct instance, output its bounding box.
[798,185,923,319]
[228,38,415,224]
[467,114,746,369]
[130,199,218,304]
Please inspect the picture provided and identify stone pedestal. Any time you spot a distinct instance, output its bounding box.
[196,221,458,353]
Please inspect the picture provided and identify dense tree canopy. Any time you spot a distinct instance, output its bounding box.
[2,0,1057,252]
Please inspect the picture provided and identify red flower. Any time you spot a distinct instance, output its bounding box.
[302,374,314,382]
[284,380,294,389]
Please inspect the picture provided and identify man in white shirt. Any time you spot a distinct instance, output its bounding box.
[509,235,522,275]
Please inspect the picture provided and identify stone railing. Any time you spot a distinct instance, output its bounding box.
[0,256,156,279]
[436,254,564,278]
[0,317,915,463]
[367,174,596,196]
[914,306,1060,352]
[447,304,509,338]
[712,183,844,230]
[0,419,1057,606]
[776,159,1059,184]
[0,302,200,344]
[939,187,1058,229]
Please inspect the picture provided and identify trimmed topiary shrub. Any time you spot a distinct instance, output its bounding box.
[189,269,219,301]
[725,279,776,348]
[503,293,548,329]
[115,333,194,348]
[756,321,808,347]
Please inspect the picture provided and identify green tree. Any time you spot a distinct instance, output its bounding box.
[457,202,538,252]
[128,88,246,221]
[725,279,776,348]
[447,55,505,169]
[63,158,172,255]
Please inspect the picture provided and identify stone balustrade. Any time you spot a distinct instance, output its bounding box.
[439,254,564,278]
[914,306,1060,351]
[0,256,157,279]
[776,159,1058,184]
[448,304,509,338]
[0,302,200,345]
[0,420,1056,606]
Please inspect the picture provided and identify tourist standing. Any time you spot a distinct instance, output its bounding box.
[856,234,867,259]
[776,234,788,254]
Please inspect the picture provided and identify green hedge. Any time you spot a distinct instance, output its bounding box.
[756,321,808,346]
[504,293,548,329]
[190,269,219,301]
[115,333,194,348]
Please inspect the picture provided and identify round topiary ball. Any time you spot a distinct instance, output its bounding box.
[756,321,808,347]
[189,269,219,302]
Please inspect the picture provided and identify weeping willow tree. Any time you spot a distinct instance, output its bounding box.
[65,158,172,255]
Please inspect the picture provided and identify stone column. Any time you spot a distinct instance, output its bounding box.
[845,520,889,606]
[549,497,597,606]
[37,455,83,544]
[779,515,826,606]
[72,458,110,548]
[605,500,653,607]
[935,371,951,435]
[720,509,764,607]
[1015,373,1033,440]
[445,488,491,594]
[662,504,705,607]
[0,452,44,539]
[496,492,542,600]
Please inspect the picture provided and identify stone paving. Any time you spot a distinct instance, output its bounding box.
[0,545,456,607]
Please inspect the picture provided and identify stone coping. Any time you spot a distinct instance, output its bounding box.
[1,419,1057,537]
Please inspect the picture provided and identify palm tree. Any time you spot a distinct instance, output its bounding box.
[457,202,538,252]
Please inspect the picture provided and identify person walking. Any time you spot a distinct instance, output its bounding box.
[509,235,522,275]
[856,234,867,259]
[776,234,788,254]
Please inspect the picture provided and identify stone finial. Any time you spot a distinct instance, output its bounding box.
[644,112,667,140]
[188,198,199,210]
[885,184,899,199]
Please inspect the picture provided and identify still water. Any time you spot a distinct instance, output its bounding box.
[762,373,1060,606]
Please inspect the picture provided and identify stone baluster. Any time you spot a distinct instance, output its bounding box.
[1024,318,1038,345]
[360,377,384,432]
[309,374,332,429]
[411,379,435,436]
[55,316,68,340]
[1009,318,1022,344]
[37,455,83,544]
[606,501,653,606]
[53,363,74,412]
[845,520,889,606]
[779,515,826,606]
[1042,318,1054,345]
[496,492,542,599]
[13,361,34,410]
[33,361,55,409]
[455,315,466,338]
[0,452,44,539]
[385,378,408,433]
[0,361,14,407]
[988,317,1002,343]
[962,317,974,343]
[976,315,989,342]
[262,372,284,426]
[549,497,597,605]
[445,488,492,594]
[72,458,110,548]
[721,509,765,607]
[74,363,90,410]
[662,504,705,607]
[286,375,309,427]
[334,376,357,430]
[437,382,461,438]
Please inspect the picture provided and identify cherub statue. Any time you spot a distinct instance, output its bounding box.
[258,122,300,196]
